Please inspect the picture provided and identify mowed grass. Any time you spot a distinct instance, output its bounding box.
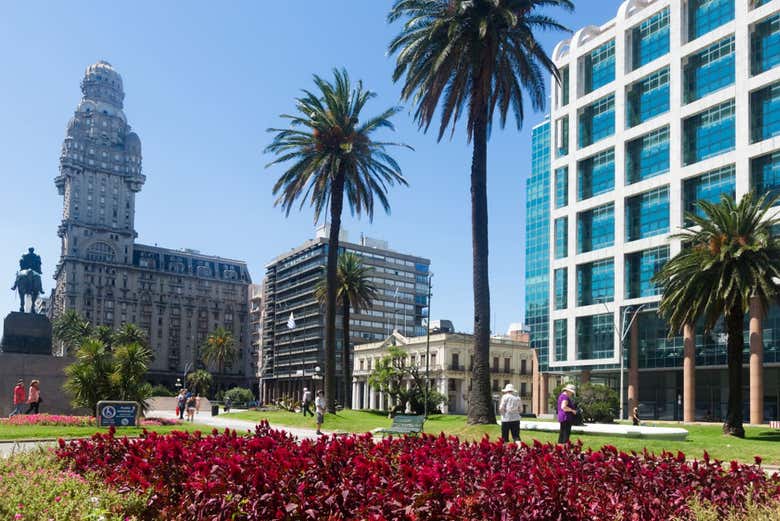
[0,422,205,441]
[225,409,780,465]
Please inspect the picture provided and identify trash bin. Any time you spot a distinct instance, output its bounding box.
[211,404,219,416]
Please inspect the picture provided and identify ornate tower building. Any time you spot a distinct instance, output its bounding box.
[53,62,254,388]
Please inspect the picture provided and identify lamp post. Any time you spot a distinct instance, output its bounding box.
[182,361,193,390]
[423,272,433,418]
[603,303,645,421]
[312,365,322,394]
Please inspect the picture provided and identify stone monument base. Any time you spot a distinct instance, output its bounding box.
[1,312,52,355]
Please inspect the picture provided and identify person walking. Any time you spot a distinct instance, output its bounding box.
[176,389,186,420]
[632,406,640,426]
[195,394,202,415]
[314,390,325,435]
[185,394,197,422]
[498,383,522,443]
[557,384,578,444]
[25,379,41,415]
[301,388,313,416]
[9,379,26,417]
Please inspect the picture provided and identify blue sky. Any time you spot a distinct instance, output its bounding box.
[0,1,623,336]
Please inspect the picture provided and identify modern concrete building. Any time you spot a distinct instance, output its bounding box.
[352,330,534,414]
[259,228,431,405]
[51,61,253,388]
[526,0,780,423]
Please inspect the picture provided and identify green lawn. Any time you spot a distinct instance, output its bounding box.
[0,422,205,441]
[225,409,780,465]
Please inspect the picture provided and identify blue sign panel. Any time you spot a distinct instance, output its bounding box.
[97,401,139,427]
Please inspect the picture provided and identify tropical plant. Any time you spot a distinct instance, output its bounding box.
[223,387,255,405]
[201,327,237,376]
[63,338,115,414]
[266,68,409,412]
[150,384,176,397]
[52,309,92,355]
[315,252,379,408]
[388,0,572,424]
[187,369,213,397]
[113,323,148,349]
[652,193,780,437]
[111,342,153,409]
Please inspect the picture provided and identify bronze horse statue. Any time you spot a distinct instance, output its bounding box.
[11,269,43,313]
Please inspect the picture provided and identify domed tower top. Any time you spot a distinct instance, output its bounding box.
[80,60,124,108]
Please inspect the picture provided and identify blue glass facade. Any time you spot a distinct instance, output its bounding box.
[577,203,614,253]
[556,117,569,158]
[625,186,670,242]
[683,36,735,103]
[625,126,670,185]
[554,268,568,310]
[524,122,551,371]
[554,319,568,362]
[583,40,615,94]
[751,82,780,143]
[560,66,570,106]
[555,167,568,208]
[577,258,614,306]
[688,0,734,41]
[625,246,669,299]
[577,313,615,360]
[554,217,568,259]
[752,14,780,75]
[683,164,736,220]
[577,148,615,201]
[683,100,735,165]
[752,151,780,203]
[579,94,615,148]
[632,8,670,70]
[626,68,670,127]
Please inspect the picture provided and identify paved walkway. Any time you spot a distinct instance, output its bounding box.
[149,409,322,440]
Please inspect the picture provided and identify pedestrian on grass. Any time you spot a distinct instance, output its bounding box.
[176,389,186,420]
[498,383,522,443]
[25,379,41,415]
[9,378,26,417]
[301,387,313,417]
[315,390,325,435]
[632,406,640,426]
[557,384,577,444]
[186,394,196,422]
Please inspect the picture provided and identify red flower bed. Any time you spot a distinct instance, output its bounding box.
[57,422,780,520]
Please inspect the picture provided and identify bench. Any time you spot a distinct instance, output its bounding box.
[373,414,425,438]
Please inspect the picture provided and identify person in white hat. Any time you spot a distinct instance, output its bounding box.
[557,384,578,444]
[498,383,522,443]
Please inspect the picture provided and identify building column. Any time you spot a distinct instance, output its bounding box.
[750,297,764,425]
[352,382,359,410]
[540,373,549,415]
[378,390,386,411]
[580,370,591,385]
[627,317,640,415]
[683,323,696,423]
[440,378,449,414]
[369,386,377,410]
[531,350,540,415]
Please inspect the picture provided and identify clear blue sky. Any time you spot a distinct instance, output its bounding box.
[0,1,622,336]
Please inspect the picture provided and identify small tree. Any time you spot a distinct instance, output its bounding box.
[549,383,618,423]
[202,327,237,376]
[223,387,255,405]
[368,346,446,414]
[111,342,153,409]
[187,369,213,397]
[52,309,92,355]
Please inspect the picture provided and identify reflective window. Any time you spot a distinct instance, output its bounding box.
[555,166,568,208]
[625,246,669,299]
[683,100,735,165]
[554,268,568,310]
[582,40,615,94]
[556,117,569,158]
[578,148,615,201]
[579,94,615,148]
[751,14,780,75]
[688,0,734,41]
[554,217,568,259]
[577,313,614,360]
[683,164,736,221]
[577,259,614,307]
[683,36,735,104]
[632,8,670,69]
[625,126,670,185]
[560,66,570,107]
[750,81,780,143]
[625,186,670,242]
[626,67,669,127]
[577,203,614,253]
[554,319,568,362]
[751,151,780,204]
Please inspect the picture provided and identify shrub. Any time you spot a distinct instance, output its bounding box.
[549,382,619,423]
[223,387,254,405]
[150,384,176,397]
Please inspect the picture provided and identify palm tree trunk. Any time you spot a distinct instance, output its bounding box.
[342,294,352,409]
[467,105,496,425]
[324,173,346,414]
[724,305,746,437]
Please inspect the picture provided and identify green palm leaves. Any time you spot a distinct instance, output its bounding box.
[201,327,237,375]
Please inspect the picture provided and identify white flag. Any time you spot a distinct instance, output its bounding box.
[287,312,296,330]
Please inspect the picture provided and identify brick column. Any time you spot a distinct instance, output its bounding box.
[683,323,696,423]
[750,297,764,425]
[628,317,640,414]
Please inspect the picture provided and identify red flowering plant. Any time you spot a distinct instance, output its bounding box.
[57,422,780,520]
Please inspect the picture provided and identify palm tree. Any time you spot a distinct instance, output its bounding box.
[63,338,114,413]
[201,327,237,377]
[113,323,148,349]
[52,309,92,355]
[315,252,379,408]
[111,342,153,410]
[652,193,780,437]
[187,369,213,397]
[388,0,572,423]
[266,68,409,412]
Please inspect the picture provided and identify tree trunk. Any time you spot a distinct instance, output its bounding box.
[342,294,352,409]
[324,173,345,414]
[466,105,496,425]
[724,305,745,437]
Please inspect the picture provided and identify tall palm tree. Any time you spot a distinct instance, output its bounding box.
[315,252,379,408]
[653,193,780,437]
[111,342,153,410]
[52,309,92,355]
[266,69,409,412]
[201,327,237,377]
[187,369,213,397]
[63,338,114,413]
[113,323,148,349]
[388,0,572,423]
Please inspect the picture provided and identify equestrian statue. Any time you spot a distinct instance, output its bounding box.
[11,247,44,313]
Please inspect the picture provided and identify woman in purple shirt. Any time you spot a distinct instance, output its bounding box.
[557,384,577,444]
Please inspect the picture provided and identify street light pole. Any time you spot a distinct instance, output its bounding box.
[603,303,646,421]
[423,272,433,418]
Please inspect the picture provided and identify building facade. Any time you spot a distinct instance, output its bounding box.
[352,331,535,415]
[527,0,780,423]
[52,61,253,388]
[260,229,431,405]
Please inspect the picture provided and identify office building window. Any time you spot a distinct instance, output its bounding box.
[625,246,669,299]
[625,126,670,185]
[751,14,780,76]
[751,151,780,203]
[560,66,570,107]
[683,36,735,103]
[752,0,771,8]
[579,94,615,148]
[631,7,670,70]
[683,164,736,221]
[554,268,568,310]
[577,258,614,306]
[554,217,568,259]
[578,148,615,201]
[554,319,567,362]
[581,39,615,94]
[683,100,735,165]
[626,67,670,127]
[625,186,670,242]
[576,313,614,360]
[556,117,569,157]
[688,0,734,41]
[751,81,780,143]
[577,203,614,253]
[555,167,569,208]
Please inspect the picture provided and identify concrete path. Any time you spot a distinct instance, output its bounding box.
[148,409,322,441]
[0,440,57,458]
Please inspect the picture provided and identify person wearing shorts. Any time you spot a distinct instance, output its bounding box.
[314,390,325,435]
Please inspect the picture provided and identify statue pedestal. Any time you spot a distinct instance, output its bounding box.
[0,312,52,355]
